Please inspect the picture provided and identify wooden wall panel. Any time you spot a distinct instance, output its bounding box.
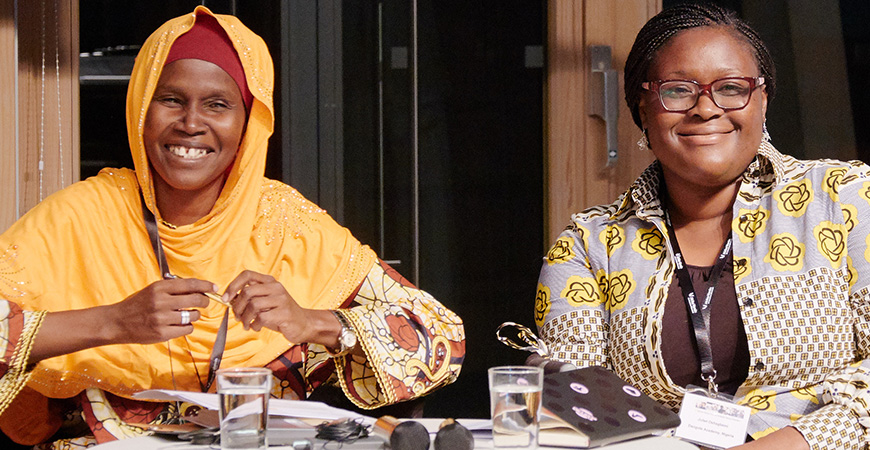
[0,0,78,231]
[15,0,79,221]
[545,0,659,244]
[0,0,16,231]
[545,0,587,244]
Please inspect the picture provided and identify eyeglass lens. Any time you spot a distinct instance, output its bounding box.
[659,78,754,111]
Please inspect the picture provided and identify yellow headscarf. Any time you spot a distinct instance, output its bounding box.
[0,6,375,399]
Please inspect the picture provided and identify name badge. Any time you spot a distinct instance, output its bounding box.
[674,388,751,449]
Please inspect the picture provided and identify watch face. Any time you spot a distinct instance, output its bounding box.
[340,329,357,349]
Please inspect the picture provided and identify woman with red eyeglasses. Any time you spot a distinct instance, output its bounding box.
[536,4,870,449]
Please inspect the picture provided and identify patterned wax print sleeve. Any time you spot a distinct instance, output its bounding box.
[535,216,610,369]
[309,260,465,410]
[787,162,870,448]
[0,299,46,416]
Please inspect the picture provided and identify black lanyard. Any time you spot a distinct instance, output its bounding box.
[663,210,732,395]
[141,194,228,393]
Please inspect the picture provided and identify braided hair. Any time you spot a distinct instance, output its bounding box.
[624,2,776,129]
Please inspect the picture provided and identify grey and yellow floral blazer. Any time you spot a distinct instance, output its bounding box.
[537,141,870,448]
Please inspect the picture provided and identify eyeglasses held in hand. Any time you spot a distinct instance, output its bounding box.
[642,76,765,112]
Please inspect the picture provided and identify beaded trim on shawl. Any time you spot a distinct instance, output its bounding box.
[0,245,29,301]
[327,244,377,311]
[255,181,326,244]
[254,180,377,310]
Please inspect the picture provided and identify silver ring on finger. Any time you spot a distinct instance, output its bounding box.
[180,310,191,326]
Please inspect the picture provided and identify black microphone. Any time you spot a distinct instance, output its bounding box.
[434,418,473,450]
[373,415,430,450]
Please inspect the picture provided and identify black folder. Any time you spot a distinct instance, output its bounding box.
[538,366,681,448]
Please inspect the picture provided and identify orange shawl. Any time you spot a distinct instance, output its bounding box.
[0,6,375,399]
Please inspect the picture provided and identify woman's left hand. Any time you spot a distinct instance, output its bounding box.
[223,270,340,346]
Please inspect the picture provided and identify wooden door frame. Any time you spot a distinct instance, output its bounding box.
[545,0,660,244]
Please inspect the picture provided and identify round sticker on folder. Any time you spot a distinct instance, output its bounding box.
[623,386,641,397]
[573,407,597,422]
[570,383,589,394]
[627,410,647,423]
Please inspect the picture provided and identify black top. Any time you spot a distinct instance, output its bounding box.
[661,252,750,396]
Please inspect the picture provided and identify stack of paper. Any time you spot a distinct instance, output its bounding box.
[133,389,368,422]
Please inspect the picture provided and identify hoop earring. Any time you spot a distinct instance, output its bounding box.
[637,129,650,151]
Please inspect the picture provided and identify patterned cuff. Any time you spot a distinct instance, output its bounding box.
[330,308,387,409]
[0,309,47,416]
[793,402,864,449]
[539,309,609,367]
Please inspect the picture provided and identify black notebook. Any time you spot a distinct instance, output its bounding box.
[538,366,681,448]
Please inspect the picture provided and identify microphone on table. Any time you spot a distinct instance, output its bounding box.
[373,415,474,450]
[373,415,430,450]
[434,418,473,450]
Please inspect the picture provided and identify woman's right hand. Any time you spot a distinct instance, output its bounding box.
[28,278,215,364]
[104,278,215,345]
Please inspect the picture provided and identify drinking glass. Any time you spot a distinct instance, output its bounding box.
[488,366,544,448]
[217,367,272,450]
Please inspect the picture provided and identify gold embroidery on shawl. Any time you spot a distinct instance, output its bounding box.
[791,386,819,404]
[0,245,28,300]
[254,182,326,245]
[739,387,778,414]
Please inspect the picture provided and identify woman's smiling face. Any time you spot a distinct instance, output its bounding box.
[639,26,768,191]
[143,58,247,201]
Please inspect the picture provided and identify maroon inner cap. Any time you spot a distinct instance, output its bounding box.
[165,12,254,112]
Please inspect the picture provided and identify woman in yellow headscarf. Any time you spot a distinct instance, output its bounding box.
[0,6,465,447]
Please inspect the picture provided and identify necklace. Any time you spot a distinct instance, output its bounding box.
[167,336,209,392]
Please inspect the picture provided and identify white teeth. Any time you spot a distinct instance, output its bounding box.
[167,145,208,159]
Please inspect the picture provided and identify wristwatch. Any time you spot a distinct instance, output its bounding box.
[331,310,357,356]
